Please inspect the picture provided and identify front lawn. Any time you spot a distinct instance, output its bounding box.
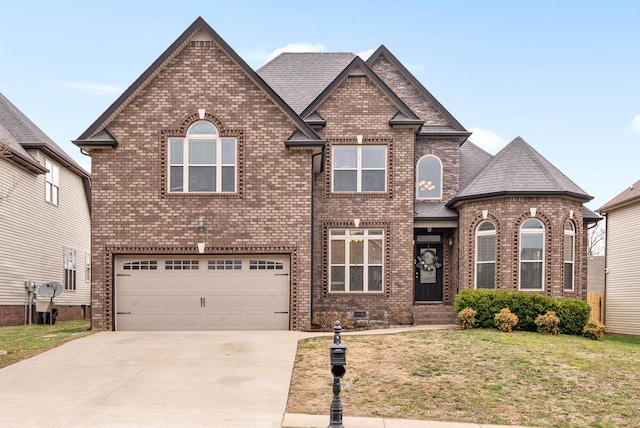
[0,320,91,369]
[287,329,640,427]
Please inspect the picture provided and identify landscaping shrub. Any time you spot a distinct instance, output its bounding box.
[389,305,413,325]
[582,320,606,340]
[456,307,477,330]
[535,311,560,335]
[555,298,591,335]
[495,308,518,332]
[454,289,591,335]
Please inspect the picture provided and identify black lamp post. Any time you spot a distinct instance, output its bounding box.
[329,320,346,428]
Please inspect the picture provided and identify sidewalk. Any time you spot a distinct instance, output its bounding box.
[283,413,532,427]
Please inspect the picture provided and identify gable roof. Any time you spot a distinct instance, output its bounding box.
[450,136,592,206]
[298,55,422,124]
[74,17,322,147]
[366,45,468,137]
[598,178,640,213]
[0,92,87,177]
[257,52,356,115]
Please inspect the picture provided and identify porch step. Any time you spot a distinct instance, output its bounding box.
[413,304,457,325]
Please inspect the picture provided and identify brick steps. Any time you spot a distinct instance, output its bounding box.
[412,304,457,325]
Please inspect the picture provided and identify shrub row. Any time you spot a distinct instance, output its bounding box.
[454,289,590,335]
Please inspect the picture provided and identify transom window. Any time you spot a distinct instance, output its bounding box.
[564,220,575,291]
[519,218,544,291]
[45,159,59,205]
[416,155,442,199]
[332,145,386,192]
[329,229,384,292]
[475,221,496,289]
[168,121,236,193]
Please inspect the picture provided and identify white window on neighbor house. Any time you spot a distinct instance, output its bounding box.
[332,145,386,192]
[416,154,442,199]
[475,221,496,289]
[85,252,91,283]
[564,220,575,291]
[329,229,384,292]
[168,121,237,193]
[519,218,544,291]
[64,247,77,291]
[45,159,59,205]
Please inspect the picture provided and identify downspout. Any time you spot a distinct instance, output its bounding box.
[310,151,323,329]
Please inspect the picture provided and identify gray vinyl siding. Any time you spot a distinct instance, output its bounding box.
[0,152,90,307]
[605,202,640,335]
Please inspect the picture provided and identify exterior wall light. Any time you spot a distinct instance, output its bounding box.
[197,217,205,232]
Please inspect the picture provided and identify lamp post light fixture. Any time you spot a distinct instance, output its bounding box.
[328,321,347,428]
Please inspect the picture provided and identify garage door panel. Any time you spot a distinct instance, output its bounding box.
[115,255,289,331]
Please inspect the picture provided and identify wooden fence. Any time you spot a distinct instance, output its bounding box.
[587,293,604,324]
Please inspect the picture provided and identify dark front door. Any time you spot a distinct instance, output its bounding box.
[415,243,443,301]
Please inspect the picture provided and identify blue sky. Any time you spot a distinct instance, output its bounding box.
[1,0,638,211]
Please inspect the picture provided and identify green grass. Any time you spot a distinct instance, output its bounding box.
[0,320,91,369]
[288,329,640,427]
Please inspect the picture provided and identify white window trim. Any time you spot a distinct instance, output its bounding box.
[329,229,384,293]
[168,122,237,193]
[475,221,496,289]
[416,154,443,200]
[564,221,575,291]
[64,247,77,291]
[519,219,545,291]
[45,159,60,205]
[332,145,387,193]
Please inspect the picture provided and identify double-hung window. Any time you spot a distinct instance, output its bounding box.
[475,221,496,289]
[564,221,575,291]
[64,247,77,291]
[519,219,544,290]
[330,229,384,292]
[332,145,386,192]
[168,121,236,193]
[45,159,59,205]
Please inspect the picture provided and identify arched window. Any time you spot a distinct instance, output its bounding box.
[416,155,442,199]
[564,220,575,291]
[475,221,496,289]
[168,121,237,193]
[520,218,544,290]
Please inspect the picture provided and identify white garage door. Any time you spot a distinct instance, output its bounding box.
[115,255,290,331]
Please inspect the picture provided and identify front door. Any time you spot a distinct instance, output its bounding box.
[415,243,443,301]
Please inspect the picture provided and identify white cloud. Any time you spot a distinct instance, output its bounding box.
[247,43,326,67]
[630,114,640,133]
[468,127,507,154]
[357,48,375,60]
[62,81,122,96]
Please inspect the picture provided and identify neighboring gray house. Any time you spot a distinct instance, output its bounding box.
[0,92,91,326]
[598,179,640,335]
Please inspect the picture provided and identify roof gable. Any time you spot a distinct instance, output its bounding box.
[598,178,640,213]
[257,52,356,115]
[366,45,467,133]
[74,17,321,147]
[451,136,592,205]
[299,55,422,124]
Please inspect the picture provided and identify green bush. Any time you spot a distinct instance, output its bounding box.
[535,311,560,335]
[582,320,606,340]
[495,308,519,332]
[456,307,477,330]
[454,289,590,336]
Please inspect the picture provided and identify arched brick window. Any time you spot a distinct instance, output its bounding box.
[475,221,496,289]
[519,218,544,290]
[564,220,575,291]
[416,155,442,199]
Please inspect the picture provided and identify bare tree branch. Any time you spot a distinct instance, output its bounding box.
[587,224,606,256]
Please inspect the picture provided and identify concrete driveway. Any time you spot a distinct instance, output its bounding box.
[0,331,300,428]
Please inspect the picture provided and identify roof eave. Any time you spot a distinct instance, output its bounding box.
[448,190,593,208]
[4,151,48,174]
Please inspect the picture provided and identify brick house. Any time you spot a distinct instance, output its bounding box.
[74,17,598,331]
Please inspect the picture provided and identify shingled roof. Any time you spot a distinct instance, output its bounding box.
[459,140,493,190]
[0,92,87,177]
[598,178,640,213]
[257,52,356,114]
[450,136,591,206]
